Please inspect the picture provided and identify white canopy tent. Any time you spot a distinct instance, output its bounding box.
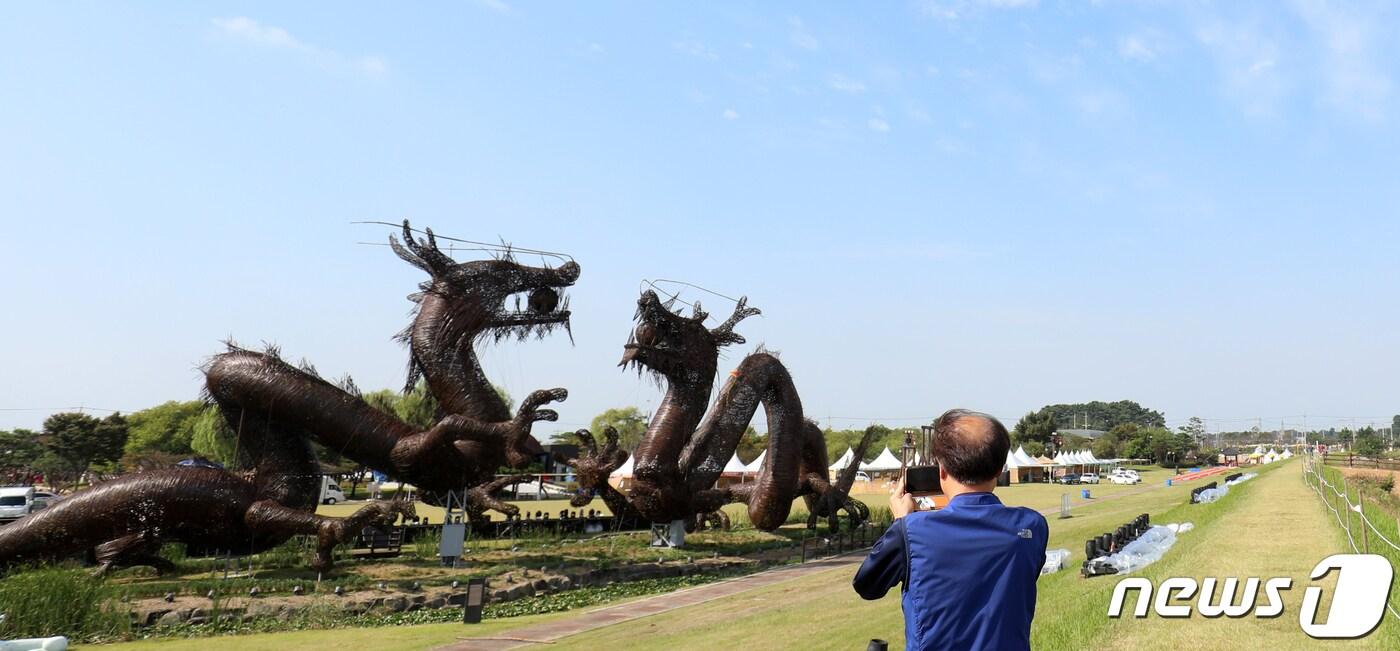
[744,450,767,473]
[722,453,749,474]
[609,454,634,478]
[860,447,904,473]
[829,447,855,471]
[1013,447,1039,467]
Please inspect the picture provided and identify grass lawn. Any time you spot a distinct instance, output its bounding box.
[73,615,561,651]
[95,463,1379,650]
[546,460,1395,650]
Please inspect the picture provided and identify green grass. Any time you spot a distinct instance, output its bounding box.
[0,566,130,642]
[93,463,1343,650]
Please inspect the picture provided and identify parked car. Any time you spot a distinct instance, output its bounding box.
[0,486,35,523]
[320,476,347,505]
[1080,473,1100,484]
[855,471,871,482]
[1109,469,1141,485]
[30,491,59,512]
[1057,473,1081,485]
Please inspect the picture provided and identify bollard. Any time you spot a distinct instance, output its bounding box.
[1081,488,1090,500]
[867,639,889,651]
[462,577,486,624]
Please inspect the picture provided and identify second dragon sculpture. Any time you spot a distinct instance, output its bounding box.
[570,290,871,532]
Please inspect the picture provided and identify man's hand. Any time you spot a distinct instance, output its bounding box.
[889,475,917,520]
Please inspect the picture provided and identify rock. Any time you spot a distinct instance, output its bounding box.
[383,595,408,613]
[532,579,550,593]
[157,610,188,627]
[140,609,172,627]
[426,597,447,609]
[451,591,470,606]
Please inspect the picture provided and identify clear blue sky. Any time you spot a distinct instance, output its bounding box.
[2,2,1397,436]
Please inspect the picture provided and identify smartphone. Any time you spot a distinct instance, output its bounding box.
[905,464,942,495]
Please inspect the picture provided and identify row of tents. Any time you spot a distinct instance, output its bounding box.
[607,445,1123,485]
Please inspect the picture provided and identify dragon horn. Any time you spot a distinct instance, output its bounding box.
[710,296,761,346]
[389,220,455,276]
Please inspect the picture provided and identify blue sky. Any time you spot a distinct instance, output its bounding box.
[2,1,1398,436]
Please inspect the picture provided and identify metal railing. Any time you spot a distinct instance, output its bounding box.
[1301,453,1400,621]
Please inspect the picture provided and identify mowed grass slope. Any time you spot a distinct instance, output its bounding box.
[95,463,1388,650]
[547,470,1205,650]
[553,461,1394,650]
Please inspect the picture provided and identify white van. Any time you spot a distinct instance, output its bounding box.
[0,486,35,523]
[320,477,347,505]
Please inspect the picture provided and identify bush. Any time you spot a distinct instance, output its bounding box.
[0,566,129,641]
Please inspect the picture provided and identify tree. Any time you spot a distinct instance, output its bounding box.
[124,400,205,458]
[823,425,894,463]
[0,429,42,481]
[190,406,240,467]
[1037,400,1166,430]
[590,407,649,452]
[1091,432,1120,459]
[1021,441,1046,457]
[42,412,127,486]
[1012,411,1058,448]
[1178,416,1207,446]
[736,426,765,463]
[1356,427,1384,457]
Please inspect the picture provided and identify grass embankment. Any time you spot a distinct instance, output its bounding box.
[547,460,1395,651]
[78,464,1231,650]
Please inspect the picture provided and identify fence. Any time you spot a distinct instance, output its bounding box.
[1321,453,1400,472]
[1300,453,1400,622]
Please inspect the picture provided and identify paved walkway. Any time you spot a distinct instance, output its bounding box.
[435,553,867,650]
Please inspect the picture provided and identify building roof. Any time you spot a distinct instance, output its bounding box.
[1060,428,1107,440]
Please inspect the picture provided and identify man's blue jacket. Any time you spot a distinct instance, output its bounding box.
[853,492,1048,651]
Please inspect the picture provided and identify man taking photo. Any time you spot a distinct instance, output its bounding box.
[853,409,1049,650]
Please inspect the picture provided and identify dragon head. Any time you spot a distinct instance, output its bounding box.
[619,290,760,385]
[391,220,580,342]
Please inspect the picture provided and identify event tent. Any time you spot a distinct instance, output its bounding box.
[609,454,634,478]
[1014,446,1038,466]
[829,447,855,471]
[860,447,904,474]
[744,450,767,473]
[722,453,749,474]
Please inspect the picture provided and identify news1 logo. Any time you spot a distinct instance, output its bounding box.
[1107,554,1394,639]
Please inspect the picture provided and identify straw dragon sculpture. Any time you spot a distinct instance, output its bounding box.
[203,221,578,511]
[0,222,577,573]
[569,290,873,532]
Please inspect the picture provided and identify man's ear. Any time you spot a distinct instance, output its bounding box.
[939,465,950,481]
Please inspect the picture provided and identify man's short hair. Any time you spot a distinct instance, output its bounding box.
[932,409,1011,484]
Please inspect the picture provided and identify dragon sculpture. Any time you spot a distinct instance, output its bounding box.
[0,354,415,573]
[570,290,872,532]
[0,221,577,573]
[203,221,579,514]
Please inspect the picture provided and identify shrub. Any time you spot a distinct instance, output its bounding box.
[0,566,129,641]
